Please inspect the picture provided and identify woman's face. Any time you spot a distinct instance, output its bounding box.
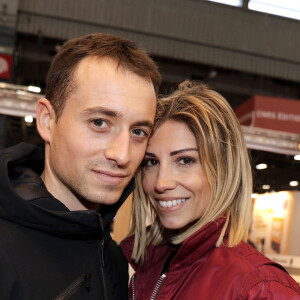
[142,120,211,230]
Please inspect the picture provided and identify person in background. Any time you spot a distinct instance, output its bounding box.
[121,81,300,299]
[0,33,160,299]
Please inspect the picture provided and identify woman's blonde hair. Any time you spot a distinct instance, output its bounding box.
[130,81,252,263]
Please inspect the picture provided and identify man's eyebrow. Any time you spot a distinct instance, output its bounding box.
[145,148,198,158]
[80,107,120,118]
[133,120,154,130]
[80,106,154,129]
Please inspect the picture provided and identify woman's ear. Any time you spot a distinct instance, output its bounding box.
[36,98,56,143]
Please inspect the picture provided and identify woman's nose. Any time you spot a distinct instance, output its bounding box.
[154,165,176,193]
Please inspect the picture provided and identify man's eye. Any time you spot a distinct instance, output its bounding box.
[92,119,108,128]
[131,128,148,138]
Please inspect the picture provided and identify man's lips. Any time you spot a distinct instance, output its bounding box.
[92,169,129,184]
[93,169,128,178]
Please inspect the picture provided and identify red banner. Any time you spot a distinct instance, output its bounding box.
[0,53,13,79]
[235,95,300,135]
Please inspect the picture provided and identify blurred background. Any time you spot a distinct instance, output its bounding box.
[0,0,299,282]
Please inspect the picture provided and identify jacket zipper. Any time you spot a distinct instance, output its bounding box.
[98,213,108,300]
[131,273,167,300]
[131,274,136,300]
[150,273,167,300]
[53,273,91,300]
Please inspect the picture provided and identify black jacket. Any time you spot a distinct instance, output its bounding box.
[0,143,132,299]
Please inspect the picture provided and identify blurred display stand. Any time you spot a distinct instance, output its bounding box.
[250,191,300,285]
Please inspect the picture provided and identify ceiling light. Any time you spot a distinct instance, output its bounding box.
[28,85,41,93]
[256,163,268,170]
[207,0,242,7]
[294,154,300,161]
[262,184,270,190]
[289,181,299,187]
[24,115,33,123]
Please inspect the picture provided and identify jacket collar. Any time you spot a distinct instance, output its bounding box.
[170,216,226,271]
[122,216,227,272]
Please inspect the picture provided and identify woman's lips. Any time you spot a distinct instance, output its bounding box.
[155,198,188,211]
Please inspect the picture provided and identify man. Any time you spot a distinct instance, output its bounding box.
[0,33,160,299]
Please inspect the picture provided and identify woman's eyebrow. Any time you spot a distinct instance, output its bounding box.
[145,152,156,158]
[145,148,198,158]
[170,148,198,156]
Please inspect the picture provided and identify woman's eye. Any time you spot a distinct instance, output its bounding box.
[92,119,108,128]
[178,157,195,165]
[142,158,158,167]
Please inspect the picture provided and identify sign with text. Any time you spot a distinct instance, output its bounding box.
[235,95,300,134]
[0,53,13,79]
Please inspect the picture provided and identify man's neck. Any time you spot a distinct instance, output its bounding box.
[40,170,100,211]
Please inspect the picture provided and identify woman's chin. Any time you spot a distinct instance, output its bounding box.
[160,218,199,233]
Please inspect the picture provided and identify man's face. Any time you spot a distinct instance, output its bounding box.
[46,57,156,210]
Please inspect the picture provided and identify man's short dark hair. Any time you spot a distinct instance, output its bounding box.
[45,33,161,120]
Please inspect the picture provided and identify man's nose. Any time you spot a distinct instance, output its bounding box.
[104,131,130,167]
[154,165,176,193]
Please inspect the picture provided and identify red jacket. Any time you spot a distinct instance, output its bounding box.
[121,217,300,299]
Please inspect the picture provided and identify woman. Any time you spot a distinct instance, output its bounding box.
[121,81,300,299]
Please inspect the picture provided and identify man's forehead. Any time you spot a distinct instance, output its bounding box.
[64,55,156,121]
[74,56,154,90]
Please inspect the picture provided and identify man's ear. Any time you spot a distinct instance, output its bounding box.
[36,98,56,143]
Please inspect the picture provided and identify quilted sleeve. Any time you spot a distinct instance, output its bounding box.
[244,279,300,300]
